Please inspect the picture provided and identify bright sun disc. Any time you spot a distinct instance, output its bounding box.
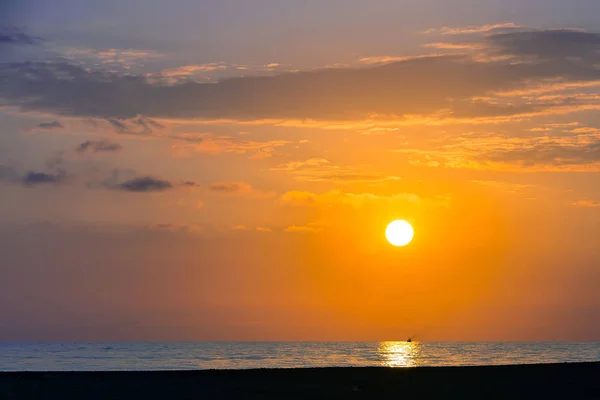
[386,220,414,247]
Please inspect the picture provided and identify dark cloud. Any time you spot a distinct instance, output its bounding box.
[38,121,63,129]
[133,116,164,131]
[488,30,600,60]
[112,177,173,193]
[0,27,41,45]
[105,116,163,135]
[0,164,67,186]
[0,167,66,186]
[107,118,129,132]
[0,30,600,121]
[168,133,204,143]
[21,170,65,185]
[77,140,123,153]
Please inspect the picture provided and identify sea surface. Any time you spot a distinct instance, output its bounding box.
[1,342,599,371]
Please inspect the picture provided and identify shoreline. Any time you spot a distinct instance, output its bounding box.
[2,362,599,399]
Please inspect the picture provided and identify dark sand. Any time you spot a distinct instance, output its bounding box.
[1,362,599,399]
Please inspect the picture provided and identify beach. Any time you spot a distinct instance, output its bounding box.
[1,362,599,399]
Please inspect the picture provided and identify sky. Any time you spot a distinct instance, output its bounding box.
[1,0,600,342]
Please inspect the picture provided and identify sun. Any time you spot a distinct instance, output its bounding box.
[386,220,414,247]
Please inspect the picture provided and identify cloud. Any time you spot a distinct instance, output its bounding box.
[0,165,67,186]
[571,200,600,208]
[37,121,63,129]
[487,30,600,60]
[471,180,535,194]
[208,182,245,194]
[174,133,290,158]
[112,177,173,193]
[2,30,600,125]
[107,118,129,132]
[358,53,449,65]
[271,158,400,184]
[21,171,65,185]
[0,27,42,45]
[63,47,162,71]
[425,23,522,36]
[256,227,272,233]
[284,225,322,234]
[399,128,600,171]
[161,63,227,77]
[95,169,199,193]
[207,181,275,199]
[100,116,164,135]
[76,140,123,153]
[279,190,425,209]
[232,224,250,231]
[478,142,600,167]
[146,223,203,234]
[180,180,201,188]
[65,48,159,60]
[424,42,484,50]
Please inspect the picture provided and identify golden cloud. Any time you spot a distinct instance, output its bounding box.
[271,158,401,184]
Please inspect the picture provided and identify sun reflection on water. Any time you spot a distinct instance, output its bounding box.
[378,341,422,367]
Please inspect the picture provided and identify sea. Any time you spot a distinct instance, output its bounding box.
[1,342,599,371]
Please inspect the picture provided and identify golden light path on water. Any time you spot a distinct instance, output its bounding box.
[378,341,422,367]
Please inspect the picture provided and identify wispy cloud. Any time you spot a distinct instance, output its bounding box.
[208,182,275,198]
[76,140,123,153]
[279,190,427,209]
[471,180,535,194]
[63,47,162,70]
[358,54,448,65]
[37,121,63,129]
[146,223,203,234]
[425,23,522,35]
[571,200,600,208]
[271,158,400,184]
[398,126,600,171]
[176,133,291,159]
[424,42,483,50]
[162,63,227,76]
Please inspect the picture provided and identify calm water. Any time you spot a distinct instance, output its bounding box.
[1,342,599,371]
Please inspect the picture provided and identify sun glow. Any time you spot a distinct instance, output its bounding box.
[385,220,414,247]
[378,341,421,367]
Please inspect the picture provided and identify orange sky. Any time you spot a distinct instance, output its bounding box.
[1,4,600,341]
